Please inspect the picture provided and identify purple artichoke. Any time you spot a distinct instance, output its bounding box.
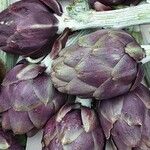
[0,63,67,136]
[0,130,23,150]
[97,84,150,149]
[89,0,141,8]
[42,103,105,150]
[0,0,62,58]
[0,0,150,58]
[51,29,145,100]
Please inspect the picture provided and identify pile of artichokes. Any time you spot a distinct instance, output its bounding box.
[0,0,150,149]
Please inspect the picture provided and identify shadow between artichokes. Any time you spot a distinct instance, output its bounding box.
[0,59,6,84]
[0,129,24,150]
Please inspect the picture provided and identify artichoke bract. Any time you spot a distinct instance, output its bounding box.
[42,103,105,150]
[0,130,23,150]
[97,84,150,149]
[51,29,145,100]
[0,63,67,136]
[0,0,62,58]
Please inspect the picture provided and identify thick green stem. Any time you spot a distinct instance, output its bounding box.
[140,45,150,64]
[140,24,150,44]
[147,0,150,3]
[75,97,92,108]
[140,24,150,87]
[58,4,150,32]
[0,0,10,10]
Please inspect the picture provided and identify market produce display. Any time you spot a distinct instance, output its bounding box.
[0,0,150,150]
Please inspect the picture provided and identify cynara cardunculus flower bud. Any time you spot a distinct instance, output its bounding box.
[51,29,145,100]
[0,63,67,136]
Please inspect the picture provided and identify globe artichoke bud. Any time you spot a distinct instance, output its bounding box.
[42,102,105,150]
[89,1,112,12]
[88,0,141,8]
[1,0,150,59]
[51,29,145,100]
[0,129,23,150]
[97,84,150,149]
[0,63,67,136]
[0,0,62,58]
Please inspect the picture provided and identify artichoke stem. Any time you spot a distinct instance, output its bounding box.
[141,45,150,64]
[26,57,45,64]
[147,0,150,3]
[41,55,53,74]
[140,24,150,87]
[57,3,150,32]
[26,55,53,74]
[75,97,92,108]
[140,24,150,44]
[26,130,43,150]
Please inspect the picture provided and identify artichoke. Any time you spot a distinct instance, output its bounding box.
[42,102,105,150]
[88,0,112,11]
[88,0,141,8]
[51,29,145,100]
[1,0,150,59]
[97,84,150,149]
[0,0,62,58]
[0,62,67,136]
[0,129,23,150]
